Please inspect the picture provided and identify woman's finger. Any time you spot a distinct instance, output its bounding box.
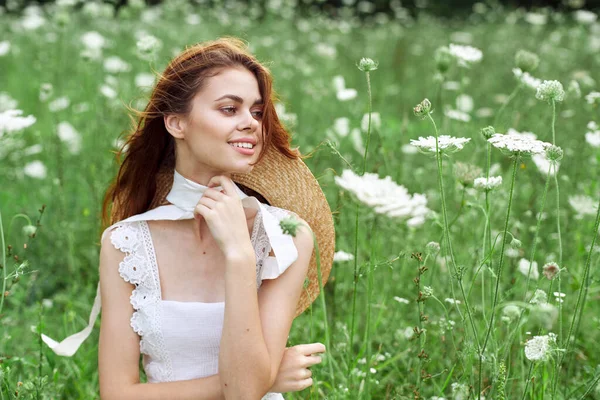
[302,355,322,367]
[294,378,313,391]
[294,343,326,356]
[201,187,226,201]
[207,175,236,195]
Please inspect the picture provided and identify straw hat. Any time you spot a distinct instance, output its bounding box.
[148,145,335,317]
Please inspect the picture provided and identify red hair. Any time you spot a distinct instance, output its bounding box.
[101,37,300,230]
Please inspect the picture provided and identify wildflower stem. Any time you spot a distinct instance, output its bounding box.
[426,112,480,378]
[304,223,335,388]
[480,154,519,395]
[349,69,374,372]
[555,195,600,396]
[364,216,377,398]
[551,100,556,145]
[493,82,522,130]
[0,209,6,315]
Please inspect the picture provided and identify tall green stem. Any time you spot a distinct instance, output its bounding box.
[426,112,480,383]
[0,209,6,315]
[349,70,374,370]
[553,195,600,396]
[480,154,520,395]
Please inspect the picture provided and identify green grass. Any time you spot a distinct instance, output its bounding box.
[1,1,600,399]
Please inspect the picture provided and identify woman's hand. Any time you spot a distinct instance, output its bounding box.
[194,175,252,259]
[269,343,326,393]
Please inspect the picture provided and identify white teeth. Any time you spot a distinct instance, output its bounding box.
[231,142,254,149]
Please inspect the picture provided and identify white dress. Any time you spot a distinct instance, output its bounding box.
[109,204,290,399]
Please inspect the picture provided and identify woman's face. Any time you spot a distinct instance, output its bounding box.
[168,66,264,182]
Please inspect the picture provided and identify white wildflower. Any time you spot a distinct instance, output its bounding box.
[393,296,410,304]
[410,135,471,153]
[451,382,469,400]
[474,176,503,191]
[48,96,70,112]
[456,94,474,113]
[21,6,46,30]
[57,122,82,154]
[513,68,542,90]
[488,133,551,155]
[23,160,47,179]
[524,12,547,25]
[0,41,10,56]
[333,250,354,262]
[350,128,364,154]
[23,144,42,156]
[334,169,430,225]
[530,289,548,305]
[103,56,131,73]
[502,304,521,322]
[81,31,106,51]
[357,57,378,72]
[0,109,36,136]
[332,75,346,92]
[525,333,556,361]
[0,92,18,112]
[361,112,381,132]
[135,72,155,89]
[336,88,357,101]
[585,130,600,147]
[448,43,483,64]
[573,10,597,24]
[401,144,418,154]
[568,194,598,217]
[444,298,462,305]
[100,85,117,99]
[332,117,350,138]
[402,327,414,339]
[136,33,162,60]
[39,83,53,102]
[444,108,471,122]
[315,43,337,59]
[584,91,600,105]
[518,258,539,280]
[588,121,598,131]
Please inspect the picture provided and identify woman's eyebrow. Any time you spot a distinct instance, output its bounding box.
[214,94,263,105]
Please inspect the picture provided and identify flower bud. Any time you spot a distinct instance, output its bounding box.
[425,241,440,256]
[434,46,453,73]
[422,286,434,298]
[515,49,540,73]
[357,57,379,72]
[510,237,522,249]
[22,225,37,237]
[543,262,560,280]
[413,98,431,118]
[536,80,565,103]
[481,125,495,140]
[545,145,563,162]
[280,216,300,237]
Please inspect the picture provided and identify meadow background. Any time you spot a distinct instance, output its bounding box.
[1,0,600,398]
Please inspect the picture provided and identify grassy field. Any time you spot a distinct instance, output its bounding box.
[1,0,600,398]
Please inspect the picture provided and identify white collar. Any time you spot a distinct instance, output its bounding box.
[42,170,298,356]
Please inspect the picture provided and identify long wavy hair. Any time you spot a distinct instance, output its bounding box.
[101,37,300,230]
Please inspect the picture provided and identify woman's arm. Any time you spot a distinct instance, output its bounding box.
[218,219,314,399]
[98,234,225,400]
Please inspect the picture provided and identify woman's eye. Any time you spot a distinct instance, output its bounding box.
[221,107,236,114]
[252,111,263,118]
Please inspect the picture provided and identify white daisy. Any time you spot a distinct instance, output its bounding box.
[410,135,471,153]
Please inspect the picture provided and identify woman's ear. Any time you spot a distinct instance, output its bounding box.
[164,114,186,139]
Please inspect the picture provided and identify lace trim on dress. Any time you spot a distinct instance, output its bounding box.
[110,221,174,382]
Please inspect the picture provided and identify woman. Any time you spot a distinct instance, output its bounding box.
[96,37,334,399]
